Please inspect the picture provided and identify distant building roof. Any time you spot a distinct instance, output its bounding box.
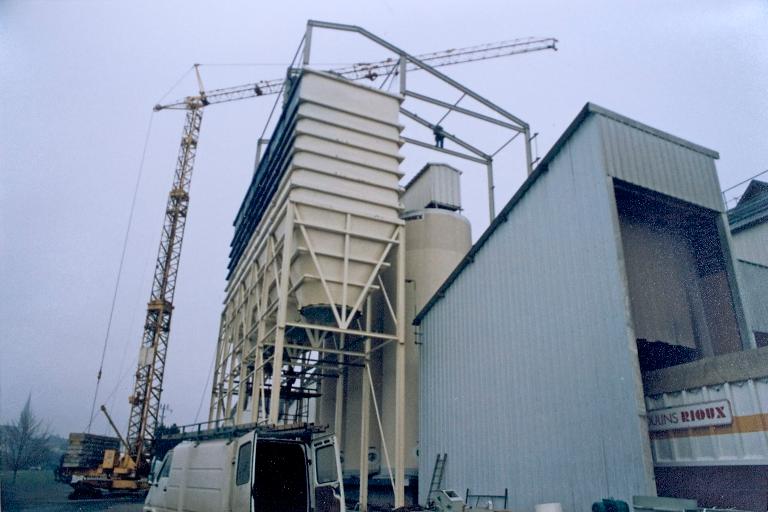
[413,102,719,326]
[728,180,768,233]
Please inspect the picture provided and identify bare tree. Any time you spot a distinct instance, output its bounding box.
[0,395,51,482]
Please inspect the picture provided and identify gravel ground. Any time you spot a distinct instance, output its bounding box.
[0,471,144,512]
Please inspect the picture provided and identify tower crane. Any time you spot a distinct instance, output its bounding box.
[70,31,557,497]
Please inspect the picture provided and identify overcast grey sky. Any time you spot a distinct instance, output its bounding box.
[1,0,766,437]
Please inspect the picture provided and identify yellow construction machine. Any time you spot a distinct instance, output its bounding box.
[67,406,148,499]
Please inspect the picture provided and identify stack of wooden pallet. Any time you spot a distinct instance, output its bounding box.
[62,433,120,469]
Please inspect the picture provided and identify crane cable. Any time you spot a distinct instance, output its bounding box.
[102,253,152,421]
[257,35,306,142]
[722,168,768,206]
[85,112,155,433]
[193,355,216,423]
[85,66,195,433]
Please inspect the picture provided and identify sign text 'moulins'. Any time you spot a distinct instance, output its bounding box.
[647,399,733,432]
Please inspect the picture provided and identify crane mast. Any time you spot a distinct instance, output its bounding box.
[125,35,557,472]
[125,101,203,471]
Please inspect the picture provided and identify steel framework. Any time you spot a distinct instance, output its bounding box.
[205,21,556,510]
[210,196,406,508]
[209,199,406,423]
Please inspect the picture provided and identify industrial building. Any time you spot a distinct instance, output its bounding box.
[55,16,768,510]
[729,179,768,347]
[414,104,768,512]
[194,21,768,512]
[206,76,768,510]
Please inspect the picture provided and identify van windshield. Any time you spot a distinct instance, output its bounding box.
[253,440,308,512]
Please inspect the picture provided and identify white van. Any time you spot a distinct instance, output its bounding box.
[144,427,345,512]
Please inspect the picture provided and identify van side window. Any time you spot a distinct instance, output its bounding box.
[236,442,252,486]
[159,452,173,479]
[315,445,337,484]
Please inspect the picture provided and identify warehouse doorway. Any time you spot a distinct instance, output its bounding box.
[613,181,744,372]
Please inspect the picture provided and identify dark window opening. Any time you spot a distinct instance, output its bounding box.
[755,331,768,348]
[252,440,308,512]
[315,445,337,484]
[636,339,700,372]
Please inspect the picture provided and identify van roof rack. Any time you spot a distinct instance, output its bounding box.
[155,421,327,445]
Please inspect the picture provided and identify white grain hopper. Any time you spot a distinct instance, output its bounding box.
[227,69,404,324]
[215,69,413,482]
[215,70,474,508]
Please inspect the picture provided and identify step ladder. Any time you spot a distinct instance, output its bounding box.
[427,453,448,505]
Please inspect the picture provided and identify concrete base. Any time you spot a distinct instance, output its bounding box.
[343,476,419,509]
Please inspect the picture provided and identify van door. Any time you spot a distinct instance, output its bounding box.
[145,450,173,512]
[232,430,256,512]
[311,434,345,512]
[252,439,309,512]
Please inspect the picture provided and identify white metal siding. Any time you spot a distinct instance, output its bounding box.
[646,378,768,466]
[737,261,768,334]
[403,164,462,211]
[598,115,724,212]
[419,116,653,512]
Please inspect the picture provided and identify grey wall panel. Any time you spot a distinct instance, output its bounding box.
[737,261,768,333]
[598,115,723,212]
[418,116,653,512]
[732,223,768,268]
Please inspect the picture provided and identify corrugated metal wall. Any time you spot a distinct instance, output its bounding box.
[737,261,768,333]
[418,115,654,511]
[732,223,768,267]
[597,115,723,212]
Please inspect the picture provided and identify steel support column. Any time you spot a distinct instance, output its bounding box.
[252,257,270,423]
[394,226,406,507]
[486,160,496,219]
[335,334,346,448]
[268,205,295,425]
[358,298,372,512]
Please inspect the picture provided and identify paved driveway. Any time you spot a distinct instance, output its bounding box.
[1,471,144,512]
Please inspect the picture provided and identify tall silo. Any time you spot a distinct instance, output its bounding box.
[209,68,407,477]
[210,70,473,507]
[374,163,472,502]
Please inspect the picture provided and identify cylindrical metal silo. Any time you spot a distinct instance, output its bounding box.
[375,163,472,486]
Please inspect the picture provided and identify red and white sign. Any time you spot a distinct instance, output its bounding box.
[647,399,733,432]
